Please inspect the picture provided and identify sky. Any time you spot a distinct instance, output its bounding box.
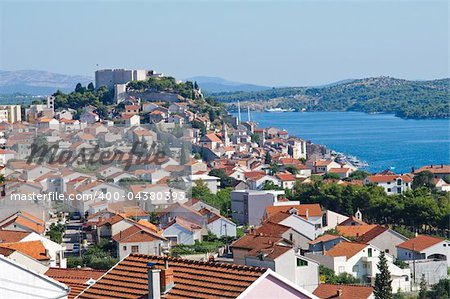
[0,0,448,86]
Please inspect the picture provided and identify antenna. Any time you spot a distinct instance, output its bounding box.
[237,101,241,124]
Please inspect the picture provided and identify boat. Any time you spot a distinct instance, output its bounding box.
[264,108,295,112]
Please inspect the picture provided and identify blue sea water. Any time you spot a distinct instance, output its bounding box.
[235,111,450,173]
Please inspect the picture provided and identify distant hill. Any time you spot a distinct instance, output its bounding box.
[186,76,271,93]
[217,76,450,119]
[0,70,92,95]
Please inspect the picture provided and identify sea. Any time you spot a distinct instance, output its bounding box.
[234,111,450,173]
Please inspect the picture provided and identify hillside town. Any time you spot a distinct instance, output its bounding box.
[0,69,449,299]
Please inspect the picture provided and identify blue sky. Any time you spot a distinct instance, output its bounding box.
[0,0,448,86]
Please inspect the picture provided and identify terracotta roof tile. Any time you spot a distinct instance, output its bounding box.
[313,284,373,299]
[0,240,49,260]
[355,225,388,243]
[324,242,367,259]
[396,235,446,252]
[336,225,378,238]
[266,204,322,219]
[254,222,291,237]
[0,230,30,242]
[76,254,265,299]
[46,268,106,299]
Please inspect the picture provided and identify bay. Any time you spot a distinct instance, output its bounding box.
[236,111,450,173]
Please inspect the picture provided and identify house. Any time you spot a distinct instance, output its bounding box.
[0,240,52,272]
[96,214,134,241]
[0,149,16,165]
[434,178,450,192]
[183,174,221,194]
[0,230,67,268]
[414,164,450,179]
[124,104,140,115]
[0,255,69,299]
[122,114,140,126]
[309,234,349,253]
[230,189,284,226]
[254,221,312,252]
[79,111,99,124]
[45,267,105,299]
[0,211,46,235]
[355,225,408,258]
[112,223,167,259]
[276,172,297,189]
[312,160,342,174]
[396,234,450,266]
[76,254,319,299]
[199,133,223,150]
[198,207,237,238]
[365,174,412,195]
[313,284,374,299]
[162,216,203,245]
[130,184,188,212]
[307,242,411,293]
[328,167,353,178]
[231,232,320,292]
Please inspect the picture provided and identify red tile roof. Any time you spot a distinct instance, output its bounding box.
[396,235,445,252]
[266,204,322,219]
[0,240,49,260]
[355,225,388,243]
[0,230,30,243]
[367,174,412,183]
[276,172,296,181]
[309,234,342,245]
[254,222,291,237]
[76,254,266,299]
[313,284,373,299]
[324,242,367,259]
[112,224,166,243]
[336,225,378,238]
[415,165,450,174]
[46,268,106,299]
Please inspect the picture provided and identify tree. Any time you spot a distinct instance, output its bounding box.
[418,274,427,299]
[428,279,449,299]
[374,251,393,299]
[412,171,435,190]
[194,81,199,90]
[323,172,341,180]
[87,82,95,91]
[349,170,370,180]
[264,152,272,164]
[75,83,84,93]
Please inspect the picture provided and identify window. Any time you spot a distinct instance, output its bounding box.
[123,246,127,251]
[352,265,359,272]
[368,248,372,257]
[397,187,402,194]
[397,179,402,186]
[387,188,391,192]
[101,188,107,194]
[385,249,389,253]
[289,233,293,242]
[338,266,345,273]
[387,182,391,185]
[405,183,409,187]
[297,258,308,267]
[131,245,139,253]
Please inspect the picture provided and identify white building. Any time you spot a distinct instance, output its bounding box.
[307,242,411,293]
[365,174,412,195]
[0,255,69,299]
[396,235,450,267]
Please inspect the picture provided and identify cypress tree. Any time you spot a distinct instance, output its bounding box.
[418,274,427,299]
[374,251,393,299]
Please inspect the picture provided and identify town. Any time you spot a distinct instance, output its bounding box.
[0,68,449,299]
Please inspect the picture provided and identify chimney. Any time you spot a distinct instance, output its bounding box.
[431,164,433,168]
[305,209,309,220]
[337,288,343,297]
[147,262,161,299]
[160,258,175,294]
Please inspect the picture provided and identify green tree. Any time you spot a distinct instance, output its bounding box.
[87,82,95,91]
[323,172,341,180]
[428,279,449,299]
[412,171,435,190]
[251,133,260,144]
[75,83,85,93]
[264,152,272,164]
[349,170,370,180]
[374,251,393,299]
[418,274,427,299]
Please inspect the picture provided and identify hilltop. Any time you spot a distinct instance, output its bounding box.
[186,76,270,93]
[214,77,450,119]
